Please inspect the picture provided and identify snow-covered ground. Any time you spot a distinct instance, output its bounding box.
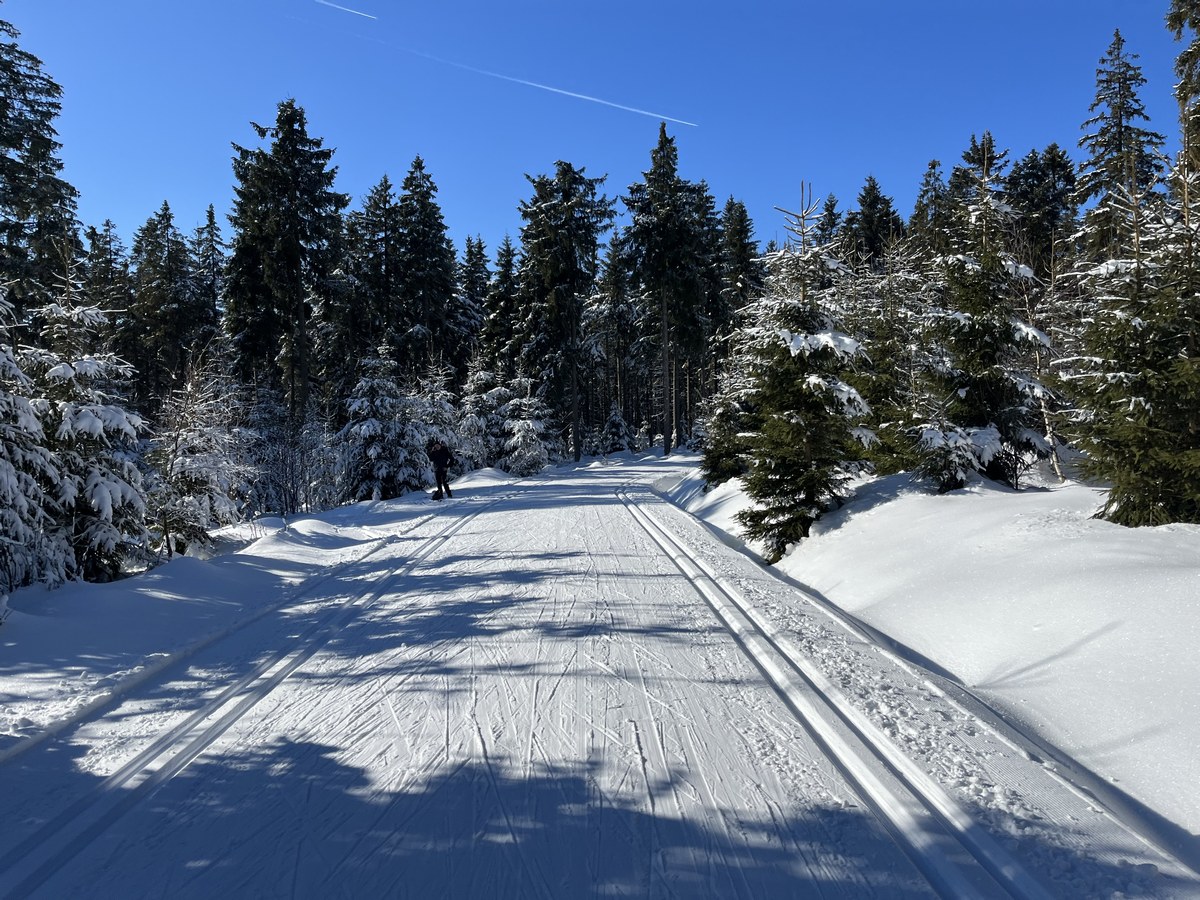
[675,462,1200,851]
[0,453,1197,897]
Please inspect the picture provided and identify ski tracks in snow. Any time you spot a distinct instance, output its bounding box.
[617,483,1199,899]
[1,465,1197,898]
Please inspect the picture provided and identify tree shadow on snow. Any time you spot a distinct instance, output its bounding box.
[2,733,1184,899]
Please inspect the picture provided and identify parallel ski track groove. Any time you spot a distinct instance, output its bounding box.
[0,495,509,900]
[0,512,441,769]
[618,488,1055,900]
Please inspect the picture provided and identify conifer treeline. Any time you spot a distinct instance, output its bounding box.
[1,7,1198,592]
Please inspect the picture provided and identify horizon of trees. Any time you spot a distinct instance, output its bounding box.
[2,4,1199,592]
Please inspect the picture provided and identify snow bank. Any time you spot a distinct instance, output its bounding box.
[674,461,1200,838]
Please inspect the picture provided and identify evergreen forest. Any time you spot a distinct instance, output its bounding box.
[3,4,1200,595]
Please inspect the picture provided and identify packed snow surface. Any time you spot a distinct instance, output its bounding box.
[0,454,1197,898]
[676,466,1200,841]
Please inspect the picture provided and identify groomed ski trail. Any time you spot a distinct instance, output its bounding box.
[0,459,1195,899]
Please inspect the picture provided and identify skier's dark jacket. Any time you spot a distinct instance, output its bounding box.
[429,444,454,472]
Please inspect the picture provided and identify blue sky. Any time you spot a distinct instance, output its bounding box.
[3,0,1188,256]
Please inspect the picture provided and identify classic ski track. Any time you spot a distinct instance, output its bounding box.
[0,496,508,899]
[618,487,1053,900]
[0,510,445,769]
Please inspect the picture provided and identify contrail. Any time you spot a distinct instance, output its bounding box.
[314,0,377,20]
[398,46,698,128]
[306,11,697,127]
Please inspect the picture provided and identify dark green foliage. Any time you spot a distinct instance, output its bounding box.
[345,174,402,346]
[698,349,757,486]
[1075,173,1200,525]
[622,123,717,454]
[479,235,521,380]
[0,18,78,317]
[842,176,904,272]
[328,174,402,422]
[734,241,866,562]
[391,156,457,376]
[515,160,614,460]
[912,134,1056,491]
[224,99,347,423]
[1168,1,1200,173]
[83,220,134,336]
[1076,30,1165,259]
[1006,145,1079,279]
[449,236,487,381]
[118,201,208,412]
[815,195,841,246]
[716,197,763,338]
[908,161,953,258]
[838,244,930,476]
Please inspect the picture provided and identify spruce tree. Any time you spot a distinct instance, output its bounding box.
[1073,173,1200,524]
[321,174,399,425]
[515,160,614,460]
[189,205,224,348]
[224,99,347,424]
[842,176,904,272]
[122,201,197,412]
[698,335,758,486]
[718,197,763,317]
[479,235,521,380]
[457,363,511,470]
[84,221,136,363]
[623,123,714,454]
[815,195,842,246]
[918,139,1053,490]
[146,360,247,557]
[0,291,58,592]
[333,349,406,502]
[391,156,456,376]
[345,174,402,349]
[83,221,133,311]
[1168,1,1200,174]
[837,241,931,476]
[1006,145,1079,279]
[734,196,869,561]
[449,236,487,381]
[0,18,78,318]
[1076,30,1165,259]
[500,377,552,476]
[27,254,147,581]
[586,234,649,437]
[909,160,953,258]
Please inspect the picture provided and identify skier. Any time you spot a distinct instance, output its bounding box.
[429,439,455,500]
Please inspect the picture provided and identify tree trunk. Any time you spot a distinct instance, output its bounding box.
[661,295,672,456]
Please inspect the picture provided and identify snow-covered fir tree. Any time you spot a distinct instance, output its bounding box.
[457,363,512,471]
[599,402,633,455]
[1071,165,1200,525]
[0,291,58,592]
[24,261,147,582]
[916,135,1055,490]
[333,349,406,502]
[733,193,871,561]
[500,377,552,477]
[145,359,247,557]
[836,241,931,475]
